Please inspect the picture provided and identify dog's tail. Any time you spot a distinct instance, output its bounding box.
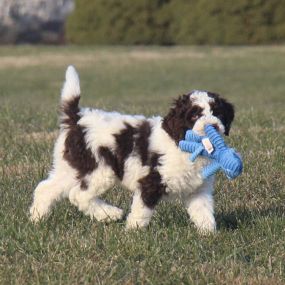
[60,65,81,126]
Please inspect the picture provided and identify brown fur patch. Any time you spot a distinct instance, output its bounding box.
[139,153,166,208]
[135,121,152,165]
[113,123,136,176]
[80,179,88,190]
[64,125,98,181]
[162,94,203,144]
[98,146,122,178]
[62,97,98,185]
[61,97,81,126]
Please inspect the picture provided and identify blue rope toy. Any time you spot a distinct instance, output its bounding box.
[179,125,243,180]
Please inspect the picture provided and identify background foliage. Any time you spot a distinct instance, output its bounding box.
[66,0,285,45]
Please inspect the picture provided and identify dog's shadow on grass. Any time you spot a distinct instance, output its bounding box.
[216,206,285,231]
[155,202,285,231]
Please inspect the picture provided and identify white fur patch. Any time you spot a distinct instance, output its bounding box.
[79,109,145,157]
[61,65,80,101]
[122,156,149,190]
[190,90,214,116]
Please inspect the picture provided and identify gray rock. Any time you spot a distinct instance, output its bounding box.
[0,0,74,43]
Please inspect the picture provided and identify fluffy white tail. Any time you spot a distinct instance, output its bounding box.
[60,66,81,126]
[61,65,80,103]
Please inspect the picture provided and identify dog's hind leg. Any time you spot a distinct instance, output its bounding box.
[87,197,124,222]
[30,173,75,222]
[69,169,123,222]
[69,188,123,222]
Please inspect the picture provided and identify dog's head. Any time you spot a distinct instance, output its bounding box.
[162,90,235,144]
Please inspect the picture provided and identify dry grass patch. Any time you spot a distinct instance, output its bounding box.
[1,162,41,177]
[20,131,58,143]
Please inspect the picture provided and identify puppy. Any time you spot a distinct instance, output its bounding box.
[30,66,234,233]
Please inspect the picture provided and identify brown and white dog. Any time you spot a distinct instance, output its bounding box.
[30,66,234,233]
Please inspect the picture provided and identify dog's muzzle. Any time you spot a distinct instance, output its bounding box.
[192,115,225,136]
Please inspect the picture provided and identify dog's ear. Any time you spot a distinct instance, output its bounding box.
[212,97,235,136]
[221,99,234,136]
[162,95,193,143]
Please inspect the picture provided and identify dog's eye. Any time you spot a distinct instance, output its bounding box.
[190,107,201,120]
[192,114,199,120]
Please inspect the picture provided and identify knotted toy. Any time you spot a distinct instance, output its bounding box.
[179,125,243,180]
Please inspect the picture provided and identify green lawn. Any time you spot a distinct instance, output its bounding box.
[0,46,284,285]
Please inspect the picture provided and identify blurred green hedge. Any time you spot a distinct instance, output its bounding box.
[66,0,285,45]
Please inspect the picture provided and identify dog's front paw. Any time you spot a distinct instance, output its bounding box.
[29,205,46,223]
[125,214,151,229]
[195,218,216,235]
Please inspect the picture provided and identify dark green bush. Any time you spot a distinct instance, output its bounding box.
[66,0,172,45]
[66,0,285,45]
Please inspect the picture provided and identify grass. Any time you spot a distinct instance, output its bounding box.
[0,45,285,284]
